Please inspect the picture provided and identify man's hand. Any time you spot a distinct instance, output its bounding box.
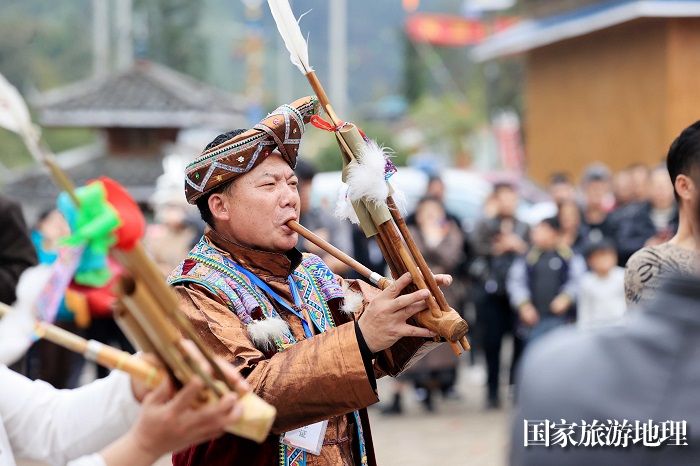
[550,294,572,315]
[129,353,161,403]
[519,303,539,327]
[358,272,438,353]
[433,274,453,287]
[107,349,250,466]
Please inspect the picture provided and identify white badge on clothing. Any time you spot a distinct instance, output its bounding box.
[281,420,328,455]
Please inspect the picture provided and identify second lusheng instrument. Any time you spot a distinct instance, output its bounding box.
[0,72,276,444]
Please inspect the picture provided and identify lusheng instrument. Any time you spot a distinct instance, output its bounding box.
[0,72,276,444]
[268,0,470,355]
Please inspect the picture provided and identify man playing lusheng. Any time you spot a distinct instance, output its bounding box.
[169,96,447,466]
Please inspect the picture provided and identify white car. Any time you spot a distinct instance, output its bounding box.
[310,167,556,229]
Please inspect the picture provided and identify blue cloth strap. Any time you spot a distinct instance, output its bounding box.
[228,261,314,339]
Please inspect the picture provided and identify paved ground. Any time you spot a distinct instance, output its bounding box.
[21,361,511,466]
[368,363,510,466]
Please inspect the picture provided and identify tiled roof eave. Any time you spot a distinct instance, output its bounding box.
[40,109,248,129]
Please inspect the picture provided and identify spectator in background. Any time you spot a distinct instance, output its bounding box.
[629,162,652,203]
[27,209,86,389]
[611,167,636,208]
[577,240,626,330]
[548,172,577,206]
[471,182,529,408]
[406,175,460,228]
[507,218,585,344]
[144,198,198,276]
[626,122,700,306]
[404,196,465,410]
[580,164,615,245]
[296,160,353,276]
[557,200,587,253]
[0,194,37,305]
[616,165,677,265]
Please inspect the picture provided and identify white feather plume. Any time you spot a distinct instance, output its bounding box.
[346,139,391,205]
[0,265,52,365]
[390,187,408,216]
[247,317,291,351]
[340,281,364,315]
[268,0,313,75]
[334,184,360,224]
[0,72,32,136]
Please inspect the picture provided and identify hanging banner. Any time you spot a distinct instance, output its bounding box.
[406,14,518,47]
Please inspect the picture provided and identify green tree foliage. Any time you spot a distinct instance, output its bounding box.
[402,35,428,105]
[0,1,92,90]
[0,1,94,168]
[135,0,207,79]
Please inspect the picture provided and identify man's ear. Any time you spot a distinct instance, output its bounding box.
[675,174,694,202]
[208,193,231,223]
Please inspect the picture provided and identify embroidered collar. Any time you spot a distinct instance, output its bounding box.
[205,228,303,283]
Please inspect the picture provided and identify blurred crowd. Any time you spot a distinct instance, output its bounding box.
[304,160,676,414]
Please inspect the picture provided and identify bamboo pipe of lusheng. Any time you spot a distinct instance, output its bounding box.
[5,91,277,443]
[305,70,469,353]
[387,197,471,352]
[375,225,462,356]
[375,233,401,279]
[290,217,467,355]
[287,220,391,290]
[377,221,442,320]
[0,300,276,443]
[113,245,236,394]
[0,303,165,389]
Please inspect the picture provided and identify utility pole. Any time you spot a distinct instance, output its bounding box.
[328,0,348,117]
[242,0,265,124]
[115,0,134,70]
[277,35,293,104]
[92,0,110,78]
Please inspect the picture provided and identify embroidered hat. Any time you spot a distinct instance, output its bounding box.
[184,96,320,204]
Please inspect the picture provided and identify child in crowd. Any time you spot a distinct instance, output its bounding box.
[577,240,627,330]
[507,218,586,343]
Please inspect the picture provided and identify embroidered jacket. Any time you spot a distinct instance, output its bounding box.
[169,229,433,466]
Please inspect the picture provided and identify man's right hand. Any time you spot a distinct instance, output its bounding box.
[519,303,539,327]
[357,273,437,353]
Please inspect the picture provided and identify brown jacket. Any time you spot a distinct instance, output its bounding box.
[171,230,434,466]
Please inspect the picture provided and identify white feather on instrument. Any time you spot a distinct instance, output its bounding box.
[0,72,35,138]
[389,186,408,216]
[268,0,313,75]
[346,139,391,205]
[334,184,361,225]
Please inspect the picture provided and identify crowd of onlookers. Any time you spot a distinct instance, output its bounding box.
[8,158,676,411]
[362,162,677,412]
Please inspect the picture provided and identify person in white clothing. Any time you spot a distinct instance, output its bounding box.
[577,240,627,330]
[0,302,248,466]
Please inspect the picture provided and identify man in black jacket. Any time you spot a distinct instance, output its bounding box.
[472,182,529,408]
[510,273,700,465]
[0,194,37,304]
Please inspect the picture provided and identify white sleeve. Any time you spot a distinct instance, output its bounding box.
[576,275,593,328]
[0,366,140,466]
[67,453,107,466]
